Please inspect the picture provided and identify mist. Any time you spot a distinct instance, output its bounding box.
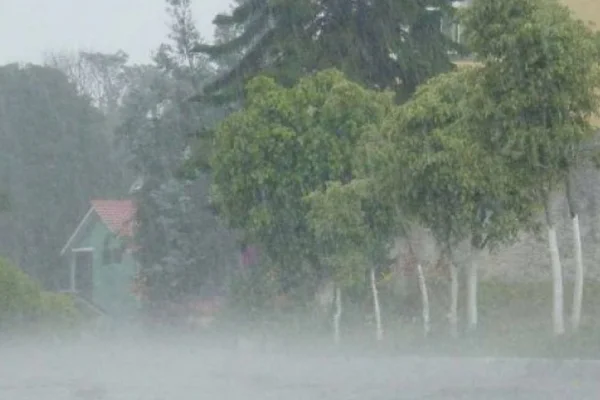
[2,330,600,399]
[2,0,600,398]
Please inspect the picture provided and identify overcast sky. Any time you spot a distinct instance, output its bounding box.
[0,0,233,65]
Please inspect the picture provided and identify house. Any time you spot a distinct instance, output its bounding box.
[60,200,140,319]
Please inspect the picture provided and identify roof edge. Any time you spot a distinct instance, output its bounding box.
[60,207,95,256]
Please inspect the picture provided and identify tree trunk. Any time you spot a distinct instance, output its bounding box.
[369,268,383,341]
[416,263,430,337]
[545,200,565,336]
[466,251,478,332]
[566,175,584,332]
[571,214,584,332]
[333,286,342,345]
[449,262,459,338]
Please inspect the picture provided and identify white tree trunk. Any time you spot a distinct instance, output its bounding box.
[566,175,584,333]
[449,263,459,338]
[333,287,342,345]
[369,268,383,341]
[416,264,430,337]
[548,225,565,335]
[466,255,478,332]
[571,214,584,332]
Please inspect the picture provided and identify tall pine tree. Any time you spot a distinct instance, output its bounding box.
[192,0,461,102]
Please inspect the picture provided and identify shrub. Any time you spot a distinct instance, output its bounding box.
[0,258,42,328]
[0,257,79,334]
[39,292,81,331]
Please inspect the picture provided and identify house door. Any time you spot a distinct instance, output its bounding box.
[74,250,94,300]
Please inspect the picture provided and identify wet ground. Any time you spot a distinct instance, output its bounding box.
[1,338,599,399]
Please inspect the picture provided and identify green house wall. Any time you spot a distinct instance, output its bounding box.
[68,213,140,319]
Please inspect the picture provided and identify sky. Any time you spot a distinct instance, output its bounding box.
[0,0,233,65]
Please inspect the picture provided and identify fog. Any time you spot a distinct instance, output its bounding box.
[2,0,600,399]
[2,333,600,399]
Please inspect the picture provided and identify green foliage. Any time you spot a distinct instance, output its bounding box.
[305,178,395,286]
[117,1,237,309]
[39,292,81,331]
[210,68,394,288]
[0,64,122,288]
[194,0,458,102]
[227,260,282,320]
[0,258,79,332]
[357,0,600,258]
[365,66,540,255]
[306,180,371,285]
[462,0,600,203]
[0,259,43,322]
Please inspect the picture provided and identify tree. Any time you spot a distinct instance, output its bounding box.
[192,0,461,103]
[462,0,600,335]
[0,64,122,288]
[305,178,396,342]
[116,0,237,315]
[211,0,246,74]
[45,49,131,118]
[210,69,395,304]
[45,49,135,189]
[365,68,538,335]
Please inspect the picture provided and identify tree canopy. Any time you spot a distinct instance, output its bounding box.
[462,0,600,203]
[367,68,540,256]
[192,0,461,102]
[210,69,395,291]
[115,0,237,309]
[0,64,123,288]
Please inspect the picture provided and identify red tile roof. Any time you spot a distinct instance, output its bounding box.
[91,200,136,237]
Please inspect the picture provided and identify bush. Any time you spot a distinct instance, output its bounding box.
[0,257,79,334]
[0,258,42,327]
[39,292,81,331]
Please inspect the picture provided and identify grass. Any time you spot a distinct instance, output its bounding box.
[363,280,600,359]
[213,280,600,359]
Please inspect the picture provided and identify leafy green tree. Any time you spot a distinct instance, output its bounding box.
[365,68,538,335]
[462,0,600,335]
[192,0,460,103]
[210,68,394,301]
[305,178,396,341]
[0,64,122,288]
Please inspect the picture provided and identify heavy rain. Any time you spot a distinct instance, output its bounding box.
[1,0,600,398]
